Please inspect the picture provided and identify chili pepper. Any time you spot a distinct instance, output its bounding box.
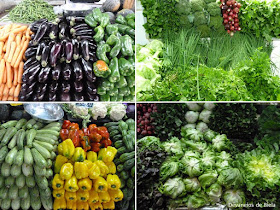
[60,129,69,141]
[81,136,91,152]
[68,129,80,147]
[101,139,112,148]
[88,124,98,133]
[62,120,71,129]
[90,132,102,143]
[69,122,79,130]
[97,126,110,139]
[91,142,101,152]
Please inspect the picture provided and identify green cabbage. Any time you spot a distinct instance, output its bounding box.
[187,192,209,209]
[162,137,184,157]
[206,183,222,204]
[212,134,231,151]
[223,189,246,207]
[217,168,244,189]
[201,150,216,169]
[183,177,201,192]
[160,177,185,199]
[181,127,204,141]
[203,129,217,142]
[160,159,179,181]
[180,157,203,177]
[198,170,218,189]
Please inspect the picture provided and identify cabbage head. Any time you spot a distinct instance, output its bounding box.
[206,183,222,204]
[183,123,196,129]
[223,189,246,207]
[217,167,243,189]
[212,134,230,151]
[201,150,216,169]
[186,103,202,111]
[196,122,209,133]
[198,170,218,189]
[187,192,209,209]
[185,111,199,123]
[160,177,185,199]
[181,127,204,141]
[203,129,217,142]
[162,137,183,157]
[160,159,179,181]
[183,177,201,192]
[199,109,212,123]
[184,140,207,153]
[180,157,203,177]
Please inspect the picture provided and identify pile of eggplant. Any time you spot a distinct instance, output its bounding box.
[20,16,99,101]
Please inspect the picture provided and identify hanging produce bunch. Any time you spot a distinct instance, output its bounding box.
[104,119,135,210]
[0,117,61,210]
[16,7,134,102]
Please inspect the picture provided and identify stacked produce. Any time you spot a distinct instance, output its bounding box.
[85,10,135,102]
[105,119,135,210]
[136,103,157,137]
[0,24,32,101]
[220,0,241,36]
[0,118,61,210]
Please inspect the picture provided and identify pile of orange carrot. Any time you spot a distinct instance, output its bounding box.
[0,24,32,101]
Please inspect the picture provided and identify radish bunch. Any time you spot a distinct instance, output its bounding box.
[220,0,241,36]
[137,103,157,136]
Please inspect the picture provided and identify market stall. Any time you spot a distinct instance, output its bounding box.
[0,0,135,102]
[0,102,135,210]
[137,103,280,209]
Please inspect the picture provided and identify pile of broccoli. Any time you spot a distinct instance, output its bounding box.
[176,0,224,37]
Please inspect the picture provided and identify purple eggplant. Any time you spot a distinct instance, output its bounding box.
[49,23,59,40]
[26,82,37,94]
[60,39,67,63]
[20,83,28,95]
[52,64,61,80]
[49,81,58,93]
[81,59,96,82]
[24,47,37,60]
[86,81,97,95]
[18,94,26,101]
[66,16,84,26]
[25,91,34,100]
[38,66,51,83]
[59,22,68,39]
[55,16,65,25]
[62,63,72,80]
[23,57,38,70]
[65,41,73,63]
[32,22,49,45]
[74,29,93,37]
[87,92,99,101]
[72,39,79,60]
[70,24,90,34]
[48,92,57,101]
[41,46,50,67]
[89,52,98,63]
[74,81,83,93]
[81,39,89,61]
[36,83,48,94]
[74,93,84,101]
[29,19,48,33]
[72,61,83,81]
[77,35,92,41]
[50,43,62,67]
[32,94,39,101]
[36,42,46,61]
[22,64,41,84]
[60,92,71,101]
[88,42,97,50]
[61,81,71,93]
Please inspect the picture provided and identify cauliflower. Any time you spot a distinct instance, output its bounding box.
[108,103,126,121]
[91,103,107,120]
[209,16,223,30]
[193,12,208,26]
[207,2,221,16]
[73,106,88,117]
[197,24,211,38]
[190,0,206,12]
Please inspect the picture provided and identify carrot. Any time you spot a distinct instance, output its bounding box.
[20,36,26,48]
[6,62,12,88]
[7,41,16,63]
[0,83,4,97]
[2,95,8,101]
[0,59,4,84]
[13,67,18,86]
[7,95,14,101]
[8,85,15,96]
[14,83,21,98]
[3,84,9,96]
[0,41,4,56]
[11,46,21,67]
[13,97,18,101]
[12,25,27,34]
[3,39,7,52]
[14,40,28,68]
[0,33,9,42]
[4,33,15,61]
[15,34,21,46]
[18,61,24,83]
[3,65,6,84]
[26,28,31,39]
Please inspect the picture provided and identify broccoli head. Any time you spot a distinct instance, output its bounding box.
[207,2,221,16]
[190,0,206,12]
[193,11,208,26]
[197,25,210,37]
[179,15,193,28]
[209,15,223,30]
[176,0,191,15]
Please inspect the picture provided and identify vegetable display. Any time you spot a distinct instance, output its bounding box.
[136,103,157,137]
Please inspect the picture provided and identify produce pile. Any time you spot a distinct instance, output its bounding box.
[101,0,135,21]
[136,103,157,137]
[0,118,61,210]
[137,103,280,209]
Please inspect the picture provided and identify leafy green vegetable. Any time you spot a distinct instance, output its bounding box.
[206,183,222,204]
[198,170,218,189]
[183,177,201,193]
[212,134,231,152]
[159,177,185,199]
[217,168,244,189]
[223,189,246,207]
[160,159,179,181]
[162,137,183,157]
[180,156,202,177]
[181,127,204,141]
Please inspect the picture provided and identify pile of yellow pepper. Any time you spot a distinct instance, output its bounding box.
[52,139,122,210]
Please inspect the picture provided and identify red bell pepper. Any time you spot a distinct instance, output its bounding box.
[62,120,71,129]
[68,129,80,147]
[91,142,101,152]
[60,129,69,141]
[97,127,110,139]
[81,136,91,152]
[101,139,112,148]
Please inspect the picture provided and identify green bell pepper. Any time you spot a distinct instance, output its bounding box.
[106,24,119,35]
[116,15,127,25]
[126,28,135,38]
[115,76,127,88]
[118,121,128,132]
[94,26,105,43]
[85,14,97,28]
[93,60,111,78]
[115,24,130,34]
[106,35,121,58]
[128,56,135,67]
[125,119,135,131]
[100,79,114,91]
[126,75,135,88]
[100,94,110,101]
[119,86,131,97]
[120,35,134,57]
[100,13,110,28]
[97,42,111,64]
[125,14,135,22]
[92,8,102,23]
[97,85,107,95]
[119,58,134,76]
[108,87,118,97]
[127,19,135,29]
[108,57,120,83]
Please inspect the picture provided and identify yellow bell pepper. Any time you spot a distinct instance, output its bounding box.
[84,160,93,169]
[106,174,121,190]
[77,189,90,202]
[97,146,117,163]
[88,163,101,180]
[53,188,65,199]
[54,197,66,210]
[67,200,77,210]
[108,189,123,202]
[89,201,103,210]
[76,201,89,210]
[98,191,110,203]
[87,151,97,162]
[65,175,79,192]
[88,189,99,204]
[102,200,115,209]
[65,191,77,202]
[54,155,69,174]
[95,160,109,177]
[60,163,74,180]
[52,174,64,190]
[78,177,92,191]
[72,147,86,162]
[74,162,89,179]
[93,176,108,192]
[58,139,75,159]
[106,162,116,174]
